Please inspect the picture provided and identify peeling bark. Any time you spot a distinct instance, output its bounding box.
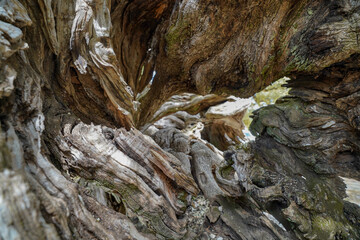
[1,0,360,239]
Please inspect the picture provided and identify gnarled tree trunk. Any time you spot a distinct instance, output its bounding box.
[1,0,360,239]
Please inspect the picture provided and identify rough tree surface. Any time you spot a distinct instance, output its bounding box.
[1,0,360,239]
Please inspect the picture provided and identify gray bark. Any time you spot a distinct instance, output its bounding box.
[1,0,360,239]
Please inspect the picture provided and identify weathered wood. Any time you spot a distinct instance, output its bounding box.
[1,0,360,239]
[247,57,360,238]
[6,0,358,127]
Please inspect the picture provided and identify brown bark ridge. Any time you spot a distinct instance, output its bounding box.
[1,0,360,239]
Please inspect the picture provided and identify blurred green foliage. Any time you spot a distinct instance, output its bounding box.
[243,77,290,128]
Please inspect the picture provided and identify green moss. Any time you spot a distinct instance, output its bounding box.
[0,144,11,171]
[165,19,192,55]
[79,178,144,213]
[98,179,116,189]
[266,127,288,145]
[187,103,201,114]
[285,53,313,73]
[308,181,344,216]
[140,211,180,239]
[220,165,235,180]
[235,142,251,152]
[248,62,256,74]
[0,127,12,171]
[260,64,271,81]
[311,216,350,240]
[176,190,189,212]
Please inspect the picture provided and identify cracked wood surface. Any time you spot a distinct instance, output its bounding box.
[1,0,360,239]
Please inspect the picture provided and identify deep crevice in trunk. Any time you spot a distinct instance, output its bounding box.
[2,0,360,239]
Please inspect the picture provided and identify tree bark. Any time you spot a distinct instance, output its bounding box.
[1,0,360,239]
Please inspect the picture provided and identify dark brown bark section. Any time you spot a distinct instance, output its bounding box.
[248,55,360,239]
[17,0,359,128]
[1,0,360,239]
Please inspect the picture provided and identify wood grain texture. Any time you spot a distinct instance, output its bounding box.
[1,0,360,239]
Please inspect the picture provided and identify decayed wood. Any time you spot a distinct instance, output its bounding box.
[246,57,360,238]
[9,0,359,127]
[52,122,197,238]
[146,93,227,127]
[1,0,360,239]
